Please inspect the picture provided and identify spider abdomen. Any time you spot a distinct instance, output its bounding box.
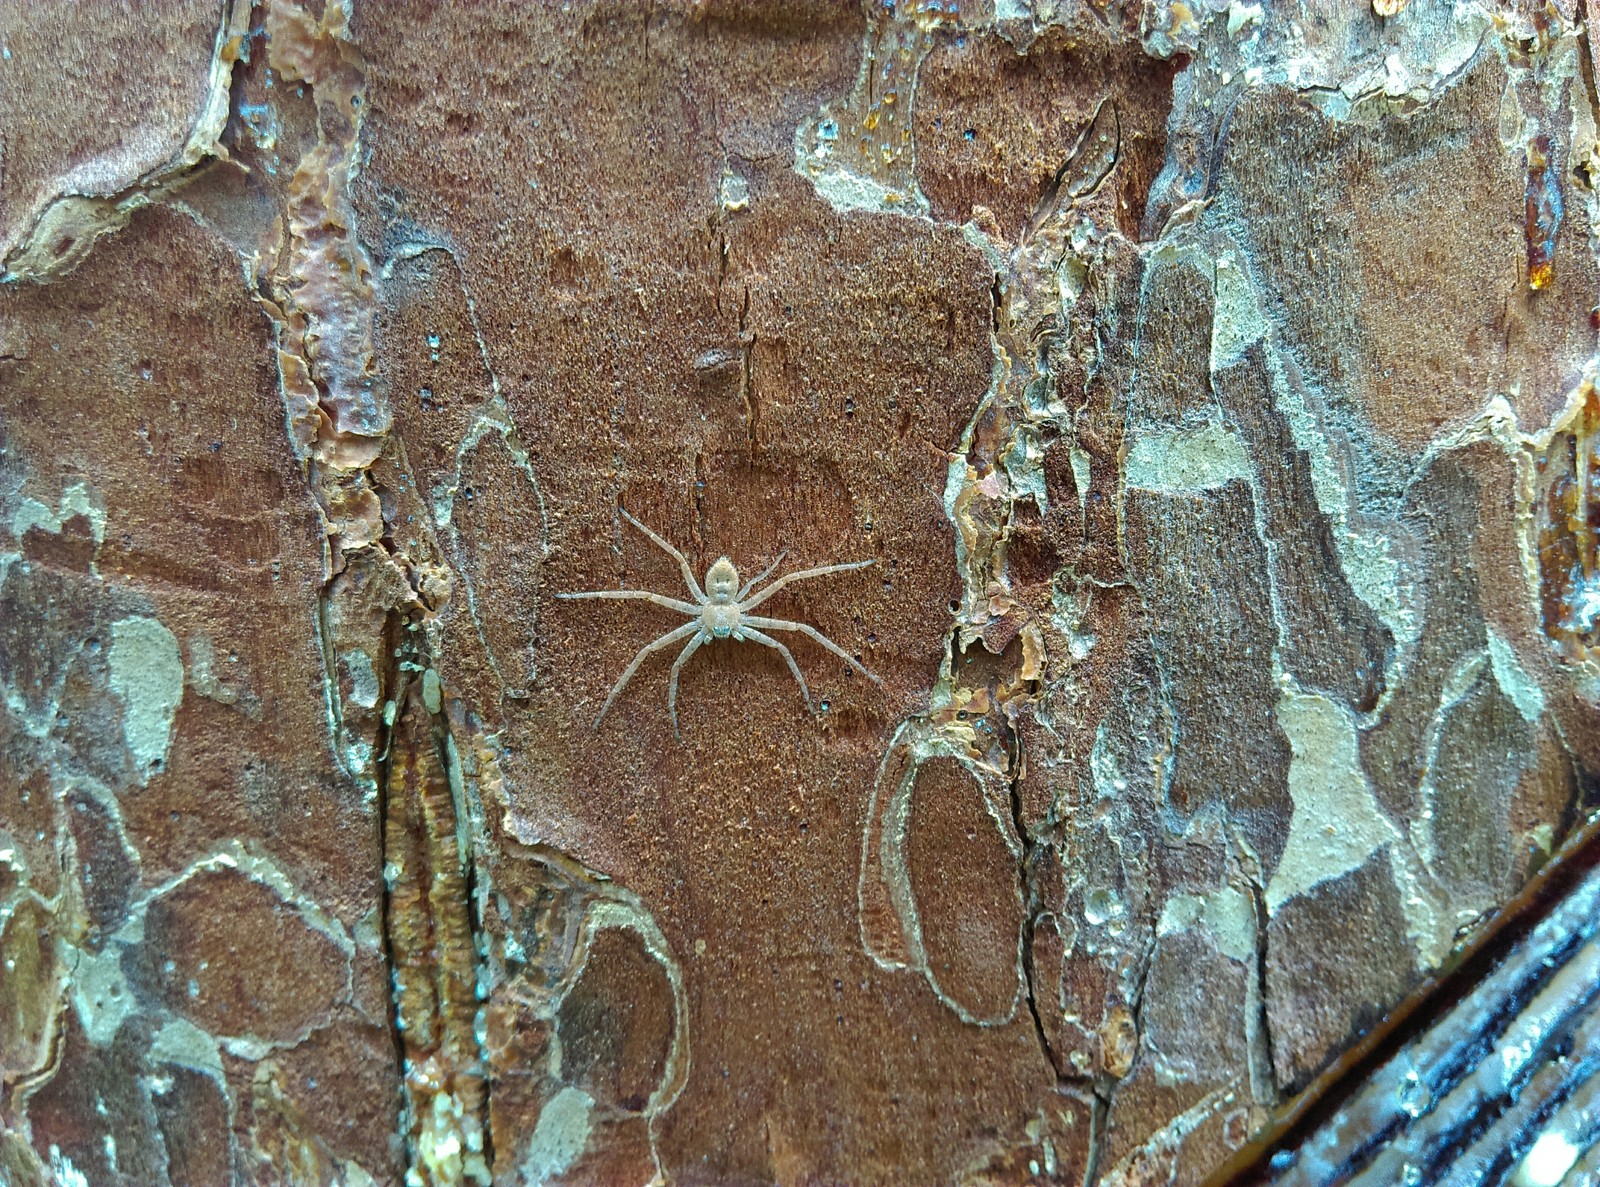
[704,604,741,638]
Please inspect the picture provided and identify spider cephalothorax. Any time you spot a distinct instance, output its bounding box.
[557,510,882,737]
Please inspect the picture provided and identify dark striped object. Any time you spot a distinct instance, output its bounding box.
[1262,861,1600,1187]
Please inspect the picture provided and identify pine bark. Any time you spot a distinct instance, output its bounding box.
[2,2,1598,1185]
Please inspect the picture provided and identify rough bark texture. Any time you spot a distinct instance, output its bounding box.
[2,1,1599,1185]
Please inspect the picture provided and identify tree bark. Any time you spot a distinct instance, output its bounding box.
[2,2,1598,1185]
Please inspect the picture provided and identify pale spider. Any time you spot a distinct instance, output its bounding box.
[557,509,882,736]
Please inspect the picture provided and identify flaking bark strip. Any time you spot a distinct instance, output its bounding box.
[384,676,491,1187]
[233,15,489,1175]
[1536,377,1600,660]
[258,0,388,554]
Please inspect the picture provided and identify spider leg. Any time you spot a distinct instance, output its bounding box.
[737,559,875,612]
[741,627,813,713]
[619,508,708,603]
[736,551,787,601]
[554,589,699,615]
[666,630,708,741]
[592,621,700,728]
[742,614,883,686]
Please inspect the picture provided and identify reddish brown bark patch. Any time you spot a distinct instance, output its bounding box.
[134,868,347,1043]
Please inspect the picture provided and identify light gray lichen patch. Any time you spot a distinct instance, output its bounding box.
[1124,420,1253,492]
[719,166,750,212]
[1158,885,1257,963]
[341,647,380,710]
[11,498,63,539]
[107,615,185,782]
[48,1145,92,1187]
[185,635,228,702]
[9,482,106,551]
[1486,628,1546,724]
[1210,253,1268,372]
[70,942,136,1046]
[1265,687,1402,914]
[149,1017,226,1079]
[521,1085,594,1185]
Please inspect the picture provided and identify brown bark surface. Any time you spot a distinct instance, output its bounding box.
[2,2,1599,1185]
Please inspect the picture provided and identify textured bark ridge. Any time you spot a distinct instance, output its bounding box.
[2,2,1599,1185]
